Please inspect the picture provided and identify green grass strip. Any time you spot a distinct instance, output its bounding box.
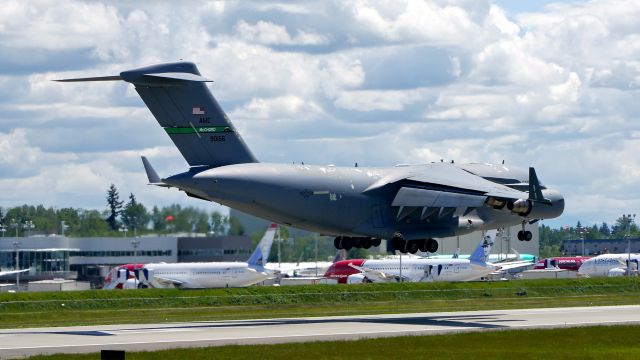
[1,277,639,328]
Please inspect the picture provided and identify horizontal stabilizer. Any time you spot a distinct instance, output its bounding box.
[141,156,170,187]
[54,75,122,82]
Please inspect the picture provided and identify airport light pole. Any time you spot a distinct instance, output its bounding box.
[315,236,318,277]
[627,214,636,276]
[0,223,6,237]
[11,219,19,237]
[13,241,20,293]
[578,226,588,256]
[22,220,35,237]
[119,225,128,238]
[131,239,140,288]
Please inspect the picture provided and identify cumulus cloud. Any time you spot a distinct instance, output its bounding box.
[234,20,329,46]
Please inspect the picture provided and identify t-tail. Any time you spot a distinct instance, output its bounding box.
[247,223,278,268]
[469,230,497,264]
[56,61,258,168]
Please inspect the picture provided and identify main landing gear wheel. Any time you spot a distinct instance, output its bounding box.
[408,241,420,254]
[342,237,353,250]
[425,238,439,253]
[391,233,407,253]
[517,230,532,241]
[334,236,382,250]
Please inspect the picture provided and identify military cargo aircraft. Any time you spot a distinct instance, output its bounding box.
[57,62,565,254]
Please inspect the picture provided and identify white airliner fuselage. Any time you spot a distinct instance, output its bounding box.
[578,254,640,277]
[142,262,271,288]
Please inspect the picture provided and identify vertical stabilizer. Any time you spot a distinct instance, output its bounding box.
[57,62,258,168]
[247,224,278,267]
[469,230,496,264]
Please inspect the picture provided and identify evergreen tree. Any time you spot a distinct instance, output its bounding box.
[122,193,148,236]
[228,216,245,236]
[599,222,611,237]
[105,184,123,231]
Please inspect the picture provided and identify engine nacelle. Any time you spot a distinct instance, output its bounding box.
[608,268,626,277]
[346,274,368,284]
[507,199,532,216]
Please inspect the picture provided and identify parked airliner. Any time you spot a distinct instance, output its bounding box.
[578,253,640,277]
[323,230,528,283]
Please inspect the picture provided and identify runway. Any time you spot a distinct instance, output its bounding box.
[1,305,639,358]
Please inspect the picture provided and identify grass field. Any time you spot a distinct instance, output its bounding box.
[1,277,639,329]
[25,324,640,360]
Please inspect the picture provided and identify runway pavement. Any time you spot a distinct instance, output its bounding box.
[1,305,640,358]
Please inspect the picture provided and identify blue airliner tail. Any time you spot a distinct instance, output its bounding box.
[469,230,497,264]
[247,224,278,267]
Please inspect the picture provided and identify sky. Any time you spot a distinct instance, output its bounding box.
[0,0,639,229]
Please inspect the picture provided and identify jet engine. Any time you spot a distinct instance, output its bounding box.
[507,199,532,216]
[346,274,368,284]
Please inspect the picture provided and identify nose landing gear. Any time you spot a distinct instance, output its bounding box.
[517,222,532,241]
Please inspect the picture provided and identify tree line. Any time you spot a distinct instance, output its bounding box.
[0,184,240,237]
[539,215,639,257]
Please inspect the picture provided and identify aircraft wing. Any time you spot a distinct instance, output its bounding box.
[153,276,185,288]
[364,163,546,221]
[0,269,30,277]
[491,261,534,274]
[347,263,405,282]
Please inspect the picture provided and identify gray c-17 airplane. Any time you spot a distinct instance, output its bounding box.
[57,61,565,254]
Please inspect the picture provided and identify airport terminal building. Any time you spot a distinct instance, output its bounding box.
[562,238,640,256]
[0,235,253,287]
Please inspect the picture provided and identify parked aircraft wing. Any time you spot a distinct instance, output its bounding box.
[347,263,403,282]
[0,268,29,277]
[153,276,185,288]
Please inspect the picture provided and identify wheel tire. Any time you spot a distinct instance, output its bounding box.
[399,241,408,254]
[362,238,372,249]
[391,233,404,252]
[525,231,532,241]
[371,238,382,247]
[517,230,524,241]
[408,241,420,254]
[334,237,343,250]
[418,239,428,253]
[353,237,363,248]
[342,237,353,250]
[426,239,438,253]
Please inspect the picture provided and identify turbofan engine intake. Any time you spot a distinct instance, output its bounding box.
[507,199,532,216]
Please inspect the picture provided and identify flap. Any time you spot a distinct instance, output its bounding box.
[391,187,486,208]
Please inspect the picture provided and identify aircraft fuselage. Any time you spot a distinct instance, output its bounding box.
[164,161,564,241]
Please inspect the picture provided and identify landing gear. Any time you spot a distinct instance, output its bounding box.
[391,234,439,254]
[425,238,439,253]
[391,233,406,253]
[334,236,382,250]
[517,230,532,241]
[517,222,532,241]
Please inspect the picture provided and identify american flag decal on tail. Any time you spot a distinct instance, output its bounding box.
[192,106,205,115]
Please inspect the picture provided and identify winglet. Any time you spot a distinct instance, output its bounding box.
[141,156,169,187]
[528,167,546,202]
